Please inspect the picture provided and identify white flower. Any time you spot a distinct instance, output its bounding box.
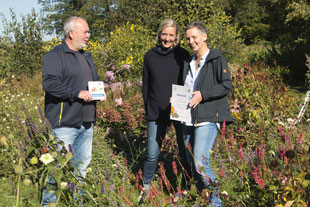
[173,196,179,202]
[34,106,38,110]
[278,121,285,126]
[22,98,25,101]
[221,191,228,196]
[60,181,68,189]
[39,153,55,165]
[112,164,117,168]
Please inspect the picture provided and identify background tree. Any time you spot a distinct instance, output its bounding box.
[38,0,117,39]
[0,9,45,79]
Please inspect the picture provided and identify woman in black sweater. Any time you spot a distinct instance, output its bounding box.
[142,18,190,193]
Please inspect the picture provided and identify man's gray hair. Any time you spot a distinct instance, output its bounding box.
[63,16,83,37]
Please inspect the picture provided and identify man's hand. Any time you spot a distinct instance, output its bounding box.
[78,90,93,102]
[189,91,202,108]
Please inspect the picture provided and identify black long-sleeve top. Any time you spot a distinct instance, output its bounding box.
[142,44,190,121]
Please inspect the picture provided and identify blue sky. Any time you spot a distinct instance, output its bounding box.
[0,0,43,36]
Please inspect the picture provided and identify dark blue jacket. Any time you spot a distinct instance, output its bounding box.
[42,42,101,128]
[183,48,233,125]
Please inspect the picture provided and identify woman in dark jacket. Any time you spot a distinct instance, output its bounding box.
[183,21,233,207]
[142,18,191,193]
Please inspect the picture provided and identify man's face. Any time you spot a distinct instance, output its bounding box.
[70,19,90,51]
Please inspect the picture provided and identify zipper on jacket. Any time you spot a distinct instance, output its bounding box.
[58,102,64,126]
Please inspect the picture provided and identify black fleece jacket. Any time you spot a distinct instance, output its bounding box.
[142,44,190,121]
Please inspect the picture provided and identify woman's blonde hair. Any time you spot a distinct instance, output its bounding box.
[156,18,180,47]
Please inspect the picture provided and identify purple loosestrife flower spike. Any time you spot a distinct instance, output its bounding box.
[67,182,76,192]
[100,186,105,194]
[68,144,74,155]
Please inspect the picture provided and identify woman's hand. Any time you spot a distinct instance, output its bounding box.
[189,91,202,108]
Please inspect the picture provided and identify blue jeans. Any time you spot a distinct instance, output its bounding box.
[42,122,93,205]
[183,123,222,207]
[143,120,189,186]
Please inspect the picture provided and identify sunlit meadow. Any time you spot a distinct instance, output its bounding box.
[0,23,310,207]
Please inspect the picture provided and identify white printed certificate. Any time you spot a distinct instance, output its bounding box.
[88,81,105,100]
[170,84,192,122]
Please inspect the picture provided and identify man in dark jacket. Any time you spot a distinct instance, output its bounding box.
[42,16,103,205]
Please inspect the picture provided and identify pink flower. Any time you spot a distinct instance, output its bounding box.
[298,132,302,144]
[138,169,143,180]
[221,120,226,139]
[238,143,244,161]
[230,134,235,146]
[172,161,178,176]
[115,97,123,106]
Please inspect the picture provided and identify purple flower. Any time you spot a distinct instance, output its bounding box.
[68,144,74,155]
[67,182,76,192]
[105,71,115,82]
[122,64,131,70]
[138,80,142,86]
[125,80,132,87]
[100,185,105,194]
[110,82,123,92]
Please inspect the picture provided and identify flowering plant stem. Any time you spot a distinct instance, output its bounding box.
[15,157,23,207]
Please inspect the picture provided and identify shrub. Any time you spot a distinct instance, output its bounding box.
[99,23,155,83]
[97,82,146,139]
[229,63,298,146]
[214,122,310,206]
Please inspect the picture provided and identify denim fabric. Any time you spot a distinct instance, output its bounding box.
[42,123,93,205]
[143,120,190,186]
[183,123,222,207]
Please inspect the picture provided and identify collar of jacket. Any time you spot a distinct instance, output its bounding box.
[61,41,91,57]
[183,48,222,82]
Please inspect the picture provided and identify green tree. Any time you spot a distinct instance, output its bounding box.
[106,0,243,62]
[217,0,270,44]
[281,0,310,83]
[38,0,117,39]
[0,9,45,79]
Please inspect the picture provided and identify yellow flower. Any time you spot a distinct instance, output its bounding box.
[39,153,55,165]
[14,165,23,174]
[86,167,92,173]
[65,152,73,160]
[0,135,8,147]
[30,156,38,165]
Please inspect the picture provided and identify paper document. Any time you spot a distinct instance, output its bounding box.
[88,81,105,100]
[170,84,192,122]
